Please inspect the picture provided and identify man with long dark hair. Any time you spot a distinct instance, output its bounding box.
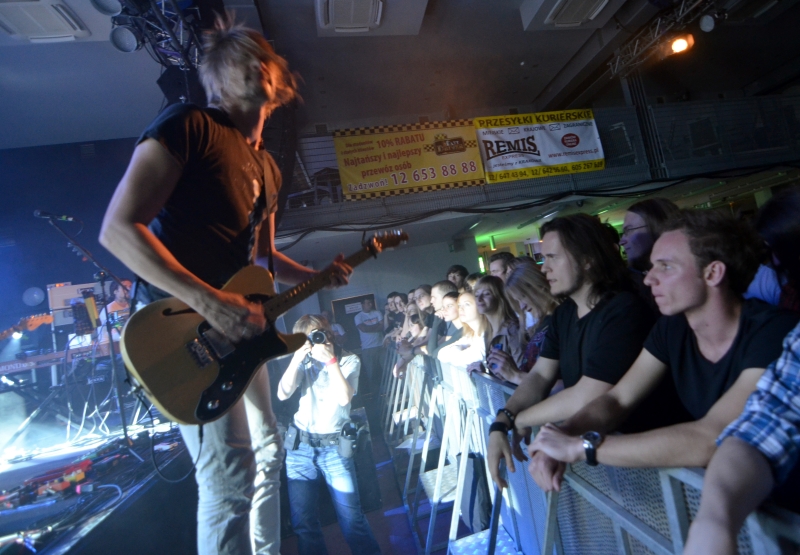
[529,209,798,493]
[487,213,657,489]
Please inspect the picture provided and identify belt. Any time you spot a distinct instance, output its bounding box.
[298,430,339,448]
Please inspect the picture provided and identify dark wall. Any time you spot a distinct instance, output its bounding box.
[0,138,137,327]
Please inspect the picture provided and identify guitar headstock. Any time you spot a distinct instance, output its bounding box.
[20,314,53,332]
[369,230,408,254]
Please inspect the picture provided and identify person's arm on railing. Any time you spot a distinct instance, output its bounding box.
[525,349,667,491]
[683,438,775,555]
[487,356,559,489]
[514,376,614,430]
[557,350,669,436]
[530,367,764,475]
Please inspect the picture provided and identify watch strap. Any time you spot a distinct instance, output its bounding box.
[581,432,602,466]
[497,408,515,427]
[489,422,509,435]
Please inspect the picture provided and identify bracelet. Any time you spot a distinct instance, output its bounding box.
[326,357,338,366]
[489,422,509,435]
[497,408,515,427]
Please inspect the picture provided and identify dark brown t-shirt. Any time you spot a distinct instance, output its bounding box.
[134,104,281,299]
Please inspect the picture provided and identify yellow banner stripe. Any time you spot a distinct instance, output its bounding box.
[334,120,474,137]
[344,179,485,201]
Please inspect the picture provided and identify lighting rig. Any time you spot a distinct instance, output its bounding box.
[91,0,203,69]
[608,0,723,78]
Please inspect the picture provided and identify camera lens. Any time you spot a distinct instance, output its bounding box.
[308,330,327,344]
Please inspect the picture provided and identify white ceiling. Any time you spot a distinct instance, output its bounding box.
[0,0,647,150]
[3,0,800,160]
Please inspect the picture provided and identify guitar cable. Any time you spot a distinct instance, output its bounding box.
[136,390,203,483]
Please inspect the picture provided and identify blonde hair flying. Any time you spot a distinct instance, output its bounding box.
[200,16,298,111]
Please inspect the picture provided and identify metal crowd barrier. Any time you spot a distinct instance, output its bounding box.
[378,346,800,555]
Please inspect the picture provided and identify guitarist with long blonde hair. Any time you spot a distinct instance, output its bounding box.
[99,17,351,555]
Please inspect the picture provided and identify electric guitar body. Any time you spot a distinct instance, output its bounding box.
[121,266,306,425]
[120,230,408,426]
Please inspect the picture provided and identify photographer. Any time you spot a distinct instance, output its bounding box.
[277,314,380,555]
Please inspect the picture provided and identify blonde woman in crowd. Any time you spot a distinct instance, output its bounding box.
[473,275,524,369]
[437,292,489,369]
[487,260,559,385]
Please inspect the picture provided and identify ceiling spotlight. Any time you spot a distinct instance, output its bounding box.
[110,24,143,53]
[91,0,122,16]
[12,331,22,340]
[489,236,497,251]
[670,34,694,54]
[699,14,715,32]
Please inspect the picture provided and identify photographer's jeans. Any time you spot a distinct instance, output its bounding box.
[287,442,381,555]
[180,365,283,555]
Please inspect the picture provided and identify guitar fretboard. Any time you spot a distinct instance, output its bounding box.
[264,246,375,322]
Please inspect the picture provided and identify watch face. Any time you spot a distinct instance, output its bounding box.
[582,431,601,445]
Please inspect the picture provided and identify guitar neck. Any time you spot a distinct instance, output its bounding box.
[264,246,376,322]
[0,325,19,343]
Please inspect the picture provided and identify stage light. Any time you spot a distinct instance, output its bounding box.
[91,0,122,16]
[489,236,496,251]
[700,14,715,32]
[478,257,486,273]
[110,24,143,53]
[11,331,22,340]
[669,34,694,55]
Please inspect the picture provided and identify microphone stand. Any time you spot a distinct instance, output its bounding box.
[43,218,143,461]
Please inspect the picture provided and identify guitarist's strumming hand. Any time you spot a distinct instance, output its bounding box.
[323,253,354,289]
[199,288,267,343]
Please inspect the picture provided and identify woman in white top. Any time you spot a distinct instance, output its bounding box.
[437,291,489,369]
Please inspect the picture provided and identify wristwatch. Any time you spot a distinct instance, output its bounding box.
[496,408,515,427]
[581,431,603,466]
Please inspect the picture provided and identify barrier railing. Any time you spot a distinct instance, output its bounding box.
[378,346,800,555]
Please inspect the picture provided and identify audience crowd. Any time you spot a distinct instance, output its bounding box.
[306,189,800,554]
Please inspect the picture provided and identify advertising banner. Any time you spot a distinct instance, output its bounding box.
[473,109,605,184]
[333,120,485,200]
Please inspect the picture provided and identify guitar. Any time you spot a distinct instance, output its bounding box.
[0,314,54,342]
[121,230,408,425]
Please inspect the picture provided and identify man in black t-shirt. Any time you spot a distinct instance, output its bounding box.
[488,214,657,490]
[100,20,352,555]
[529,209,799,492]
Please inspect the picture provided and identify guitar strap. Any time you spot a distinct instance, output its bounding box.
[248,150,274,277]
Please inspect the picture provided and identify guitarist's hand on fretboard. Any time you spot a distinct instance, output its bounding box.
[323,253,354,290]
[202,289,267,342]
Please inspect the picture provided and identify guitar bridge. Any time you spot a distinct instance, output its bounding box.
[186,339,213,368]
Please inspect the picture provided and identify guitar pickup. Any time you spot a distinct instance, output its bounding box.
[186,339,213,368]
[200,328,235,359]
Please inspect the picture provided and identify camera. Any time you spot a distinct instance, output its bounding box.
[308,330,327,344]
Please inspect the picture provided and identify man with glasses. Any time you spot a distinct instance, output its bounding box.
[277,314,380,555]
[618,198,680,310]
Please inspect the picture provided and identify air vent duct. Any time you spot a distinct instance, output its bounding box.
[316,0,383,33]
[0,0,89,42]
[544,0,609,27]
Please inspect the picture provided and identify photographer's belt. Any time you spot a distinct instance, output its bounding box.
[298,430,339,448]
